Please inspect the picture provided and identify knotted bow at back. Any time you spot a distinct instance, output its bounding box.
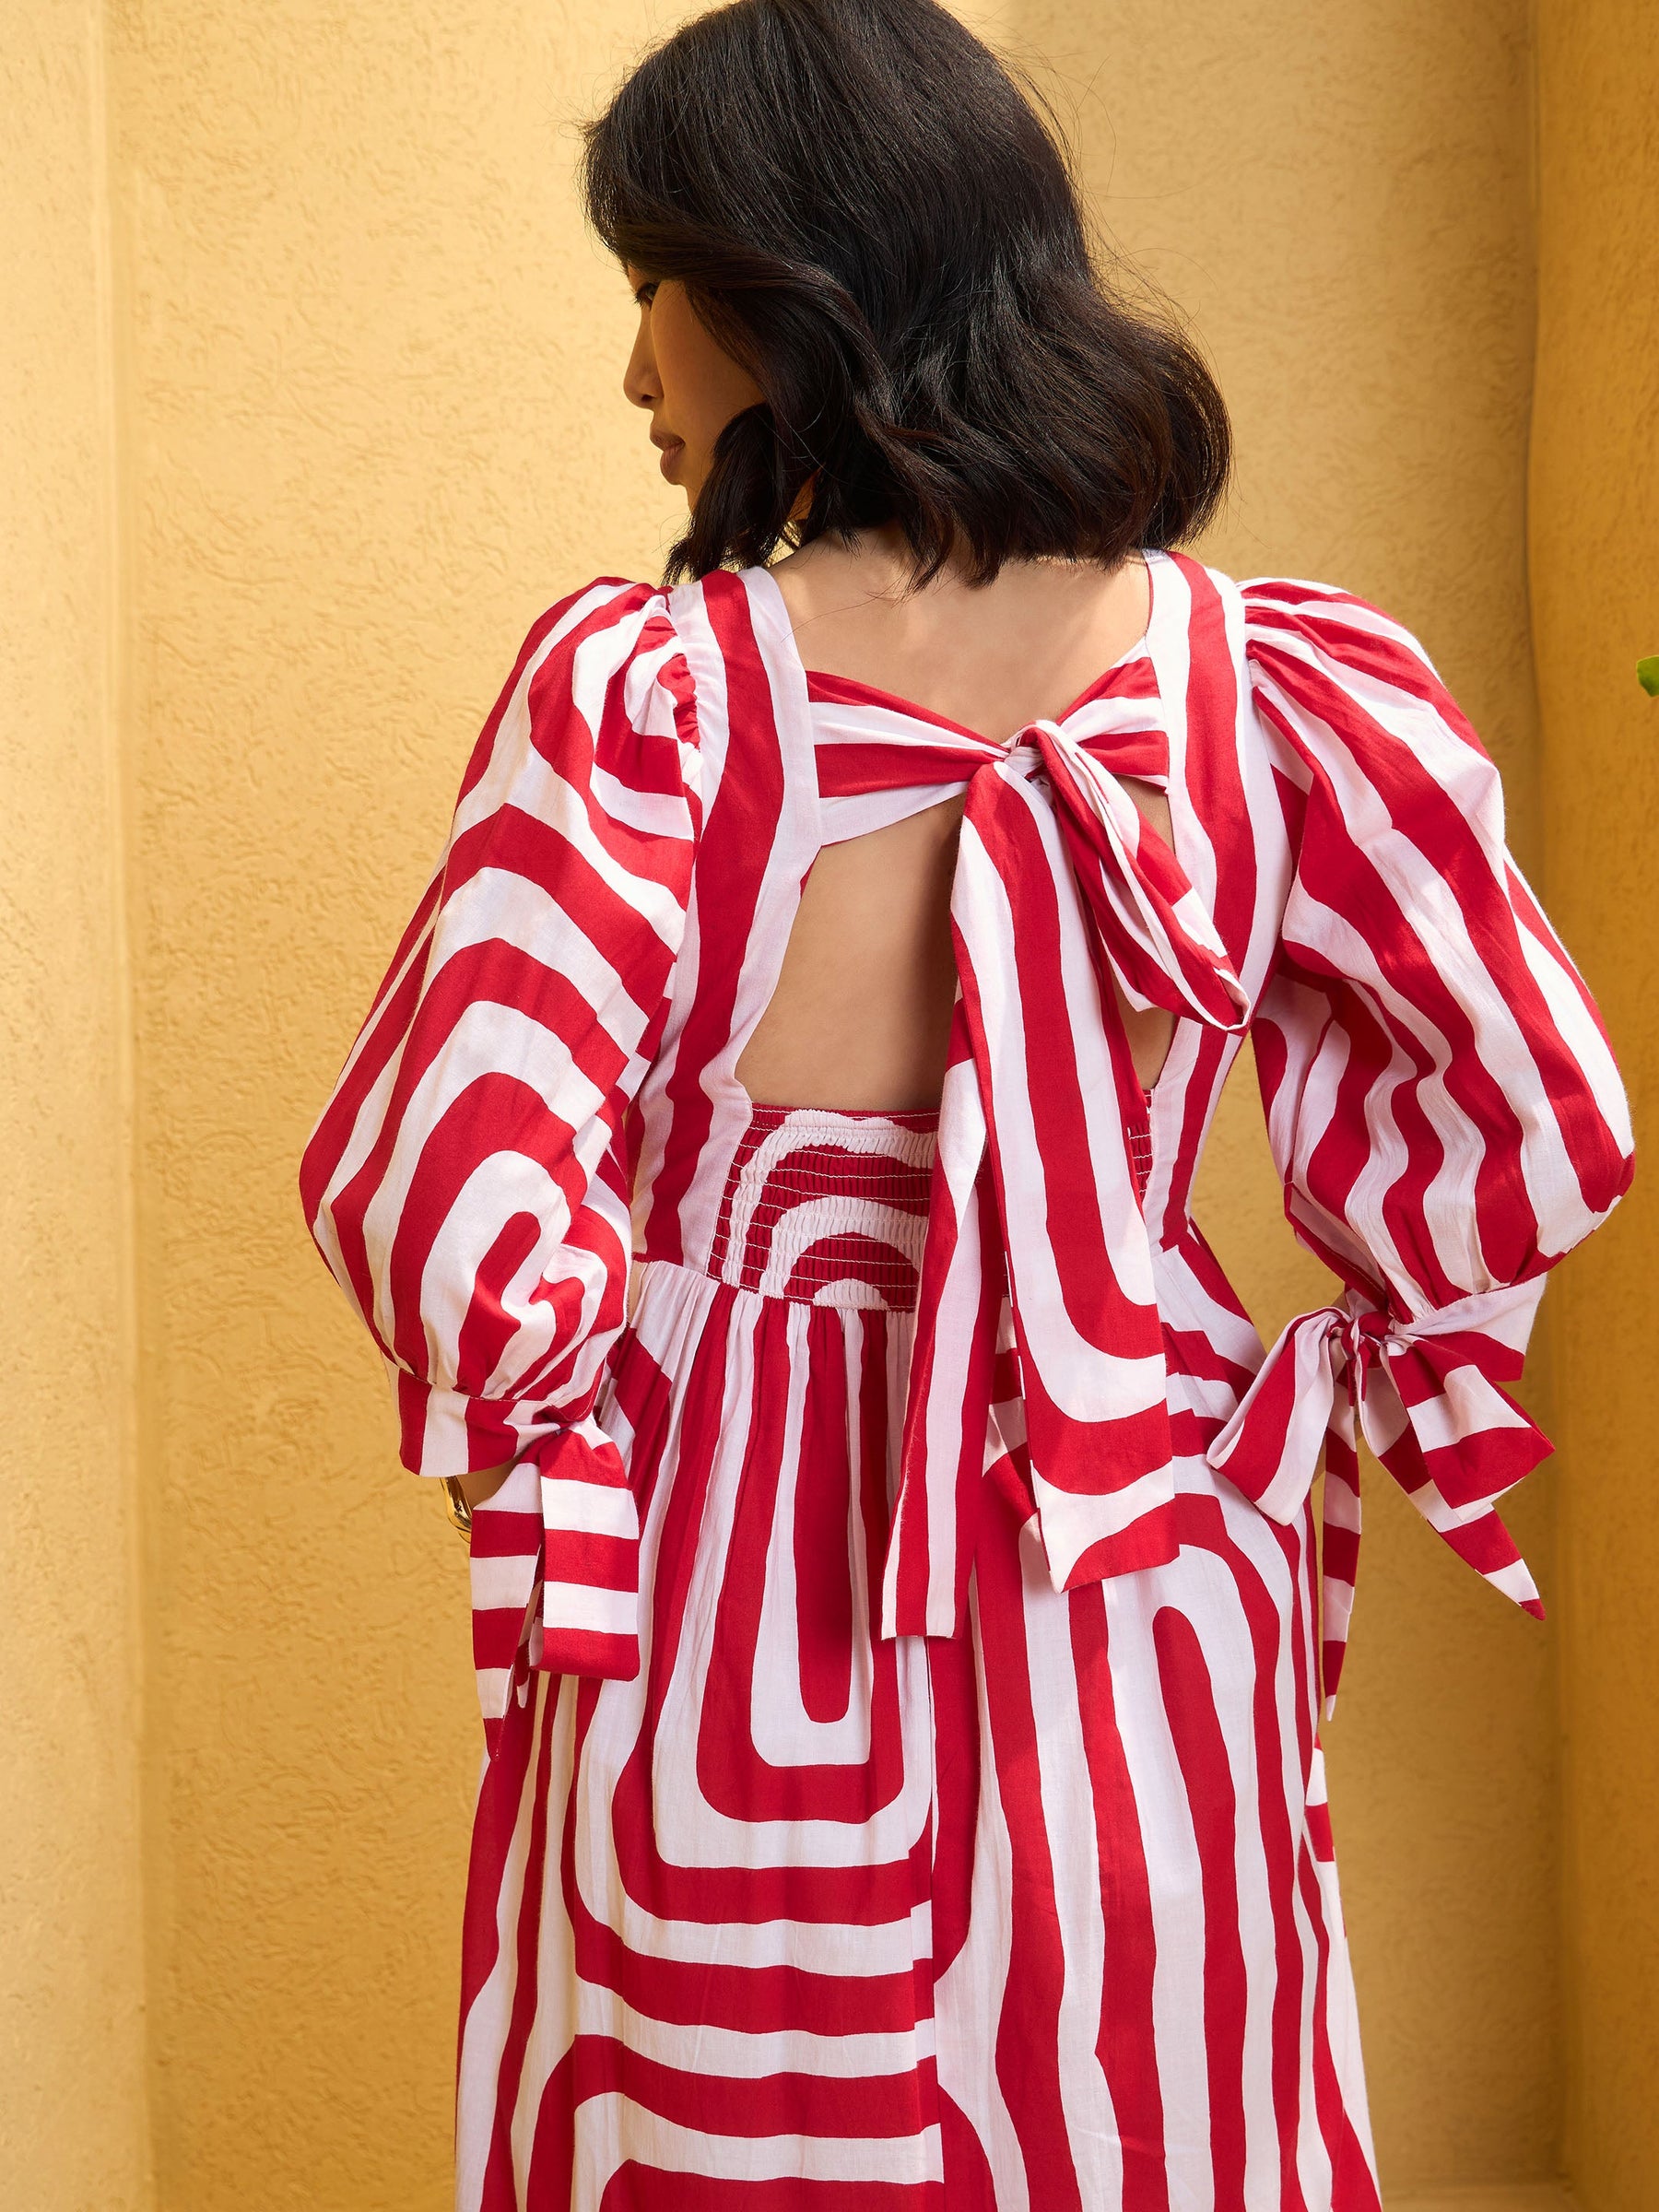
[814,705,1251,1639]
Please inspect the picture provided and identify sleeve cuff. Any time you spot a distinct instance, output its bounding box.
[392,1369,559,1478]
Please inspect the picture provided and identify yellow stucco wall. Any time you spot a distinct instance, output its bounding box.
[102,4,698,2199]
[1,5,151,2207]
[6,0,1653,2205]
[1532,4,1659,2206]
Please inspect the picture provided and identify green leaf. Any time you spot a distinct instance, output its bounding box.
[1640,655,1659,697]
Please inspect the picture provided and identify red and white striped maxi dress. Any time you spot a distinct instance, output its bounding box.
[301,549,1633,2210]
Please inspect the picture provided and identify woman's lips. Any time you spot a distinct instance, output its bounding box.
[656,439,685,480]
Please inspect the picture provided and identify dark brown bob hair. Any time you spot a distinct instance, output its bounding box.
[581,0,1230,585]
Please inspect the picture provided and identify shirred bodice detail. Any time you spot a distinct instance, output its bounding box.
[703,1103,937,1310]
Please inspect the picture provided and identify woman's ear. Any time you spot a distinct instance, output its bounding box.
[787,471,818,527]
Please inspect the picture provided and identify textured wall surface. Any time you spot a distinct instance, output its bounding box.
[1531,4,1659,2206]
[0,5,151,2208]
[1017,0,1558,2190]
[105,2,690,2203]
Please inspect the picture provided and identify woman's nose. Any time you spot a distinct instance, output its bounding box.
[623,320,660,411]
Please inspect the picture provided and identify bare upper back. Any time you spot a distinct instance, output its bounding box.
[767,532,1154,744]
[734,535,1176,1112]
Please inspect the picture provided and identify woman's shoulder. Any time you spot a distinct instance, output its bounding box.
[1211,564,1500,823]
[504,573,707,727]
[1235,570,1441,673]
[1157,554,1453,727]
[512,568,771,700]
[515,573,672,663]
[457,576,704,822]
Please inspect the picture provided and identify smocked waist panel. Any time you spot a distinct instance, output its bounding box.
[702,1103,938,1311]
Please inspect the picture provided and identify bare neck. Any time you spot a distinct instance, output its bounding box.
[767,528,1153,747]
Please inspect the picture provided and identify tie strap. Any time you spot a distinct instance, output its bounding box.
[467,1419,641,1742]
[1207,1279,1549,1710]
[877,720,1249,1637]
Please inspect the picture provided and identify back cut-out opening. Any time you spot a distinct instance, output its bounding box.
[735,803,963,1113]
[734,783,1177,1115]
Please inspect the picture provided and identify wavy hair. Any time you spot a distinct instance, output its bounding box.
[581,0,1230,585]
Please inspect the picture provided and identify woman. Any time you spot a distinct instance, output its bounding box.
[300,0,1633,2203]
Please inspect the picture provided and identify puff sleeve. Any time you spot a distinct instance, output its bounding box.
[1209,579,1632,1707]
[300,579,701,1690]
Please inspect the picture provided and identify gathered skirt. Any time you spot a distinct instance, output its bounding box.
[453,1107,1379,2211]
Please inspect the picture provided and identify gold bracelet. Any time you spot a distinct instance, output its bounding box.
[440,1476,473,1542]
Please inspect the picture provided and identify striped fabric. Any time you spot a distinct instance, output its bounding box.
[1216,578,1633,1703]
[301,580,701,1683]
[818,693,1254,1641]
[706,1100,938,1304]
[301,550,1631,2206]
